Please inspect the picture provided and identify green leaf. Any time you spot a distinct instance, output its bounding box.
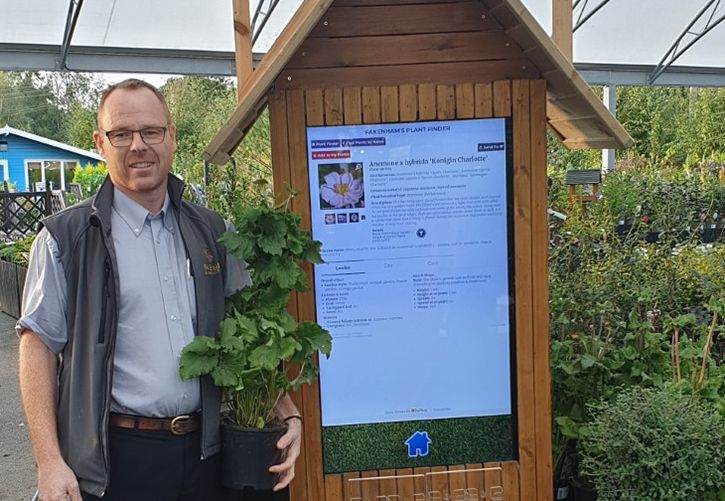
[581,354,597,369]
[297,322,332,356]
[211,352,245,388]
[286,233,305,256]
[219,231,254,261]
[179,336,219,380]
[258,317,286,338]
[278,336,302,360]
[555,415,582,439]
[302,240,323,264]
[256,214,287,256]
[249,345,281,371]
[290,362,319,390]
[235,314,259,343]
[706,296,725,316]
[274,259,305,290]
[219,318,237,346]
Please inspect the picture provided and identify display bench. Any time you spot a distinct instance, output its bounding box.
[205,1,632,500]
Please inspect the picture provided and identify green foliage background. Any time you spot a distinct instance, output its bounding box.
[579,386,724,500]
[548,86,725,169]
[548,162,724,443]
[71,163,107,198]
[0,234,34,266]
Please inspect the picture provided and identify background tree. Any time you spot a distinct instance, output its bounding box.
[0,72,65,140]
[547,86,725,171]
[63,101,97,151]
[161,76,273,213]
[0,71,102,146]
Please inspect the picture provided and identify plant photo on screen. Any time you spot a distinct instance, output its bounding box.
[318,162,365,209]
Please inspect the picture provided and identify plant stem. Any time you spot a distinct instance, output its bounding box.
[696,311,718,391]
[671,327,680,383]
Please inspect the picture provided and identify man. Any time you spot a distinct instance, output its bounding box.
[17,79,301,500]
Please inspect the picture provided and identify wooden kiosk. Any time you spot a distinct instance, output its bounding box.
[206,1,632,500]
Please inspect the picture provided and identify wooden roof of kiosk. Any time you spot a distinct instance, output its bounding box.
[204,0,633,165]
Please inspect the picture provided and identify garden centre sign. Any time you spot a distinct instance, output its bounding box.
[307,118,516,472]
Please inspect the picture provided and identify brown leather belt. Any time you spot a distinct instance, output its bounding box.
[109,413,201,435]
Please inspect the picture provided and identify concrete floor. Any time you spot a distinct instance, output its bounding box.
[0,312,36,501]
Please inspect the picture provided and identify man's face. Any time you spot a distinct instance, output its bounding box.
[93,87,176,200]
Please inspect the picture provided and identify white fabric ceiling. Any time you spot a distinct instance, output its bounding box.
[1,0,723,72]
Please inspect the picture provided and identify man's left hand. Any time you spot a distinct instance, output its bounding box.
[268,417,302,491]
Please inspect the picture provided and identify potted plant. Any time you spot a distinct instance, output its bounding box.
[179,194,332,490]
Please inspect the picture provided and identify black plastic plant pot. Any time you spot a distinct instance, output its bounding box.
[645,231,660,243]
[571,478,597,501]
[221,421,288,491]
[614,222,631,237]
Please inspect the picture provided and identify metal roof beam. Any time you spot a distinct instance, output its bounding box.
[251,0,265,34]
[573,0,611,32]
[59,0,84,70]
[649,0,725,84]
[578,62,725,87]
[252,0,281,45]
[2,44,725,88]
[0,43,264,76]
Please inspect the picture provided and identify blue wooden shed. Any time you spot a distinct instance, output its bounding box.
[0,125,103,191]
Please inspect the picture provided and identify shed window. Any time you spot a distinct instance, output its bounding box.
[26,160,79,190]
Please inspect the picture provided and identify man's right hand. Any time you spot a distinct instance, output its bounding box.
[37,459,82,501]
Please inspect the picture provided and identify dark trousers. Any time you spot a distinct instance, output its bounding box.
[82,427,289,501]
[83,427,223,501]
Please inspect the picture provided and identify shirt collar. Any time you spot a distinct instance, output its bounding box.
[112,188,175,237]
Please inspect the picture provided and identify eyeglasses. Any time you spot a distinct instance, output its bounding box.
[101,126,168,147]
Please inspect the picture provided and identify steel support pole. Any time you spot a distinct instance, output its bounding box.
[602,84,617,171]
[59,0,84,70]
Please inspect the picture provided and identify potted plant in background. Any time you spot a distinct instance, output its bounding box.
[0,234,33,318]
[179,194,332,490]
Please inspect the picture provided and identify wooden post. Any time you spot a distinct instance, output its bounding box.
[1,191,7,232]
[43,180,52,216]
[552,0,573,61]
[233,0,253,101]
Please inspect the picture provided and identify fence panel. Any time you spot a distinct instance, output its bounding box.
[0,190,52,237]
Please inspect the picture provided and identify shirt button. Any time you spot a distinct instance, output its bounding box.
[183,393,189,399]
[163,276,169,282]
[170,315,177,322]
[133,228,140,235]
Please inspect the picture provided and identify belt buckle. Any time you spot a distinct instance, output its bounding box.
[170,415,191,435]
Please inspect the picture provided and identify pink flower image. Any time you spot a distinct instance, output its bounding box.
[320,171,364,208]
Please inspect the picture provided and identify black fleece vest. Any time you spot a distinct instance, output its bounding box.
[42,175,227,497]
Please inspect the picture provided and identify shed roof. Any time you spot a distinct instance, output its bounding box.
[0,125,104,161]
[204,0,634,165]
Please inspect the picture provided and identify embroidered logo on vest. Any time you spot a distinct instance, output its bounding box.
[202,247,221,275]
